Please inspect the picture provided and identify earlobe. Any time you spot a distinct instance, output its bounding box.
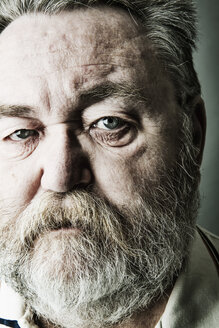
[191,96,206,165]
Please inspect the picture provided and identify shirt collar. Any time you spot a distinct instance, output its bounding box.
[0,281,38,328]
[156,230,219,328]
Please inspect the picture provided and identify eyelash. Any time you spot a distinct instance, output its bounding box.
[89,116,136,147]
[91,116,127,130]
[1,128,41,159]
[4,116,134,153]
[7,129,40,142]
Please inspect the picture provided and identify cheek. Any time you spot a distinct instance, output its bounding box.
[90,145,150,205]
[93,161,132,205]
[0,162,40,216]
[0,164,18,197]
[90,135,177,206]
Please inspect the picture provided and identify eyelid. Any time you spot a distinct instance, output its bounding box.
[7,129,39,141]
[83,107,140,127]
[90,115,135,129]
[0,128,41,161]
[88,115,138,148]
[92,116,125,130]
[3,128,41,145]
[0,117,44,138]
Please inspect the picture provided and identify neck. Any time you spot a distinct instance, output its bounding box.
[116,296,168,328]
[36,295,168,328]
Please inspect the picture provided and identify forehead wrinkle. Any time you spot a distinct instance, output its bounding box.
[2,39,148,65]
[0,15,148,60]
[0,10,164,122]
[0,14,151,86]
[0,46,143,80]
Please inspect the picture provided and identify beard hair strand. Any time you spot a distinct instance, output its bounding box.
[0,112,200,328]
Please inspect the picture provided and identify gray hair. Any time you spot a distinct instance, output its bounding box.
[0,0,201,112]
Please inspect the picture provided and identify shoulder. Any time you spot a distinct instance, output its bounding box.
[196,225,219,278]
[198,226,219,251]
[160,226,219,328]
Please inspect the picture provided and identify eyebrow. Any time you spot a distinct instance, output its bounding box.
[0,82,148,119]
[78,81,148,107]
[0,105,34,118]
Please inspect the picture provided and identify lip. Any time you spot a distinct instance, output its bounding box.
[50,227,81,234]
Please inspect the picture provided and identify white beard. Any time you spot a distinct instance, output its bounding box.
[0,113,200,328]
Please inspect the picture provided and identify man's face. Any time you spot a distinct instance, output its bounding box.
[0,7,179,212]
[0,7,200,328]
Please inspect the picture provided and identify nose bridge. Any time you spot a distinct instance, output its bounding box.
[40,125,91,192]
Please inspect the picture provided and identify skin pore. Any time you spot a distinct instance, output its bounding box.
[0,6,204,328]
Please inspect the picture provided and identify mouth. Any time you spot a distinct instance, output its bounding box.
[48,220,82,235]
[49,227,81,235]
[50,221,75,231]
[23,220,82,248]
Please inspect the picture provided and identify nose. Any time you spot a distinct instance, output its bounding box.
[39,126,92,193]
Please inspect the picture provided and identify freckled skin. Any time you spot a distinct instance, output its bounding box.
[0,7,179,221]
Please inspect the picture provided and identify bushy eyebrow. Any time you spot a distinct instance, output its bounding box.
[79,81,148,106]
[0,82,148,119]
[0,105,35,118]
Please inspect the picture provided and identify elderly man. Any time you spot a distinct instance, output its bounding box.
[0,0,218,327]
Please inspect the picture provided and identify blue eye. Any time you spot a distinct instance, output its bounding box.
[94,117,122,130]
[9,129,38,141]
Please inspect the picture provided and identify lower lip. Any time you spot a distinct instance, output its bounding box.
[50,227,81,235]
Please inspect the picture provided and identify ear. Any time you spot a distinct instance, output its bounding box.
[191,96,206,165]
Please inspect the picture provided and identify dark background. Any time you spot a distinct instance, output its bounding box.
[195,0,219,234]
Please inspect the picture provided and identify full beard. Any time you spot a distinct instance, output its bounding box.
[0,113,200,328]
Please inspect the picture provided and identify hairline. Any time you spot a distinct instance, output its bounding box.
[0,0,201,113]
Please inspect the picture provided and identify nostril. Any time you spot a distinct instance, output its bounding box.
[80,168,92,184]
[72,168,93,190]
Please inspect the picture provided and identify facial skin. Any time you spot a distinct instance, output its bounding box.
[0,8,180,211]
[0,6,203,328]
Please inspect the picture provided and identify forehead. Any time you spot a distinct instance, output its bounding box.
[0,8,147,72]
[0,6,172,114]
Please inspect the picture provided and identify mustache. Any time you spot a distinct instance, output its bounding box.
[15,190,128,252]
